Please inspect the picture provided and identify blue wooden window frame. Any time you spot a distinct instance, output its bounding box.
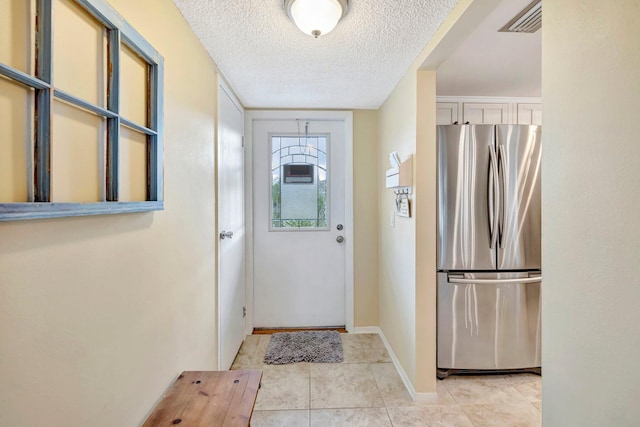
[0,0,164,221]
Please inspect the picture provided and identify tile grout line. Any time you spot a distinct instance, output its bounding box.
[439,379,464,406]
[250,336,259,363]
[308,362,311,427]
[458,404,480,427]
[384,406,394,427]
[528,400,542,413]
[364,338,395,426]
[513,384,529,402]
[509,378,541,405]
[367,363,385,407]
[501,378,530,405]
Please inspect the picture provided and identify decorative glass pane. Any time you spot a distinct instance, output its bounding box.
[318,151,327,169]
[281,137,298,148]
[318,138,327,154]
[270,135,328,229]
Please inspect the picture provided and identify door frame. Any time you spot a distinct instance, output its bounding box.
[217,76,245,370]
[244,110,355,333]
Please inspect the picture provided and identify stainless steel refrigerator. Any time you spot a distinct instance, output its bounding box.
[436,124,542,379]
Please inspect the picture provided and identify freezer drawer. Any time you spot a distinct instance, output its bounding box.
[437,272,541,370]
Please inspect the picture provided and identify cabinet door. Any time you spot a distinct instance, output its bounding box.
[517,104,542,125]
[436,102,459,125]
[463,103,510,124]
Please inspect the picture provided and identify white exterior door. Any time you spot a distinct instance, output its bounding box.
[217,81,245,369]
[251,115,350,328]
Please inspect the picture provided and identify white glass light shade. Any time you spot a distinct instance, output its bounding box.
[287,0,347,38]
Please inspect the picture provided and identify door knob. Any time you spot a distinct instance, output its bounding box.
[336,236,344,243]
[220,231,234,240]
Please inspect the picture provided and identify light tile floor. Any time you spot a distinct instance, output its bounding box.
[231,333,541,427]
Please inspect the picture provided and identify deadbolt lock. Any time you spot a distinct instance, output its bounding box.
[220,231,234,240]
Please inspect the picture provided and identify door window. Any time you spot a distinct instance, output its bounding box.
[270,135,328,229]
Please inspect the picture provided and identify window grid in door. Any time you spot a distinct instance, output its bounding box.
[270,134,329,230]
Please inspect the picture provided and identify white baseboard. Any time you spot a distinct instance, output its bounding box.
[415,391,439,401]
[351,326,435,401]
[352,326,381,334]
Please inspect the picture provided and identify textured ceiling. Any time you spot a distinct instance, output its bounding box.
[173,0,459,109]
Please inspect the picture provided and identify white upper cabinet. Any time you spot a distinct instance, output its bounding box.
[436,97,542,125]
[436,102,459,125]
[517,103,543,125]
[463,102,510,124]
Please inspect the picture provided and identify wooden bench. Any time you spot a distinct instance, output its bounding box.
[143,370,262,427]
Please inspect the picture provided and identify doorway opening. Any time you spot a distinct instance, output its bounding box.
[244,110,354,334]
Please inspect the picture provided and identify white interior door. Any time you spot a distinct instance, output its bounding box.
[252,117,347,328]
[217,81,245,369]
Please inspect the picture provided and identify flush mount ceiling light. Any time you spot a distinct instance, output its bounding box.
[285,0,349,38]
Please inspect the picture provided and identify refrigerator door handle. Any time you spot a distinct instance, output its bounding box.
[498,144,507,248]
[488,144,500,249]
[448,276,542,285]
[488,146,494,246]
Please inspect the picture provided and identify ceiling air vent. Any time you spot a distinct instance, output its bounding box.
[499,0,541,33]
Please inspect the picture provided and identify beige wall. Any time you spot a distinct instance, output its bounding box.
[414,70,438,392]
[353,110,380,327]
[378,70,419,386]
[377,68,438,394]
[542,0,640,425]
[0,0,219,425]
[376,0,512,394]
